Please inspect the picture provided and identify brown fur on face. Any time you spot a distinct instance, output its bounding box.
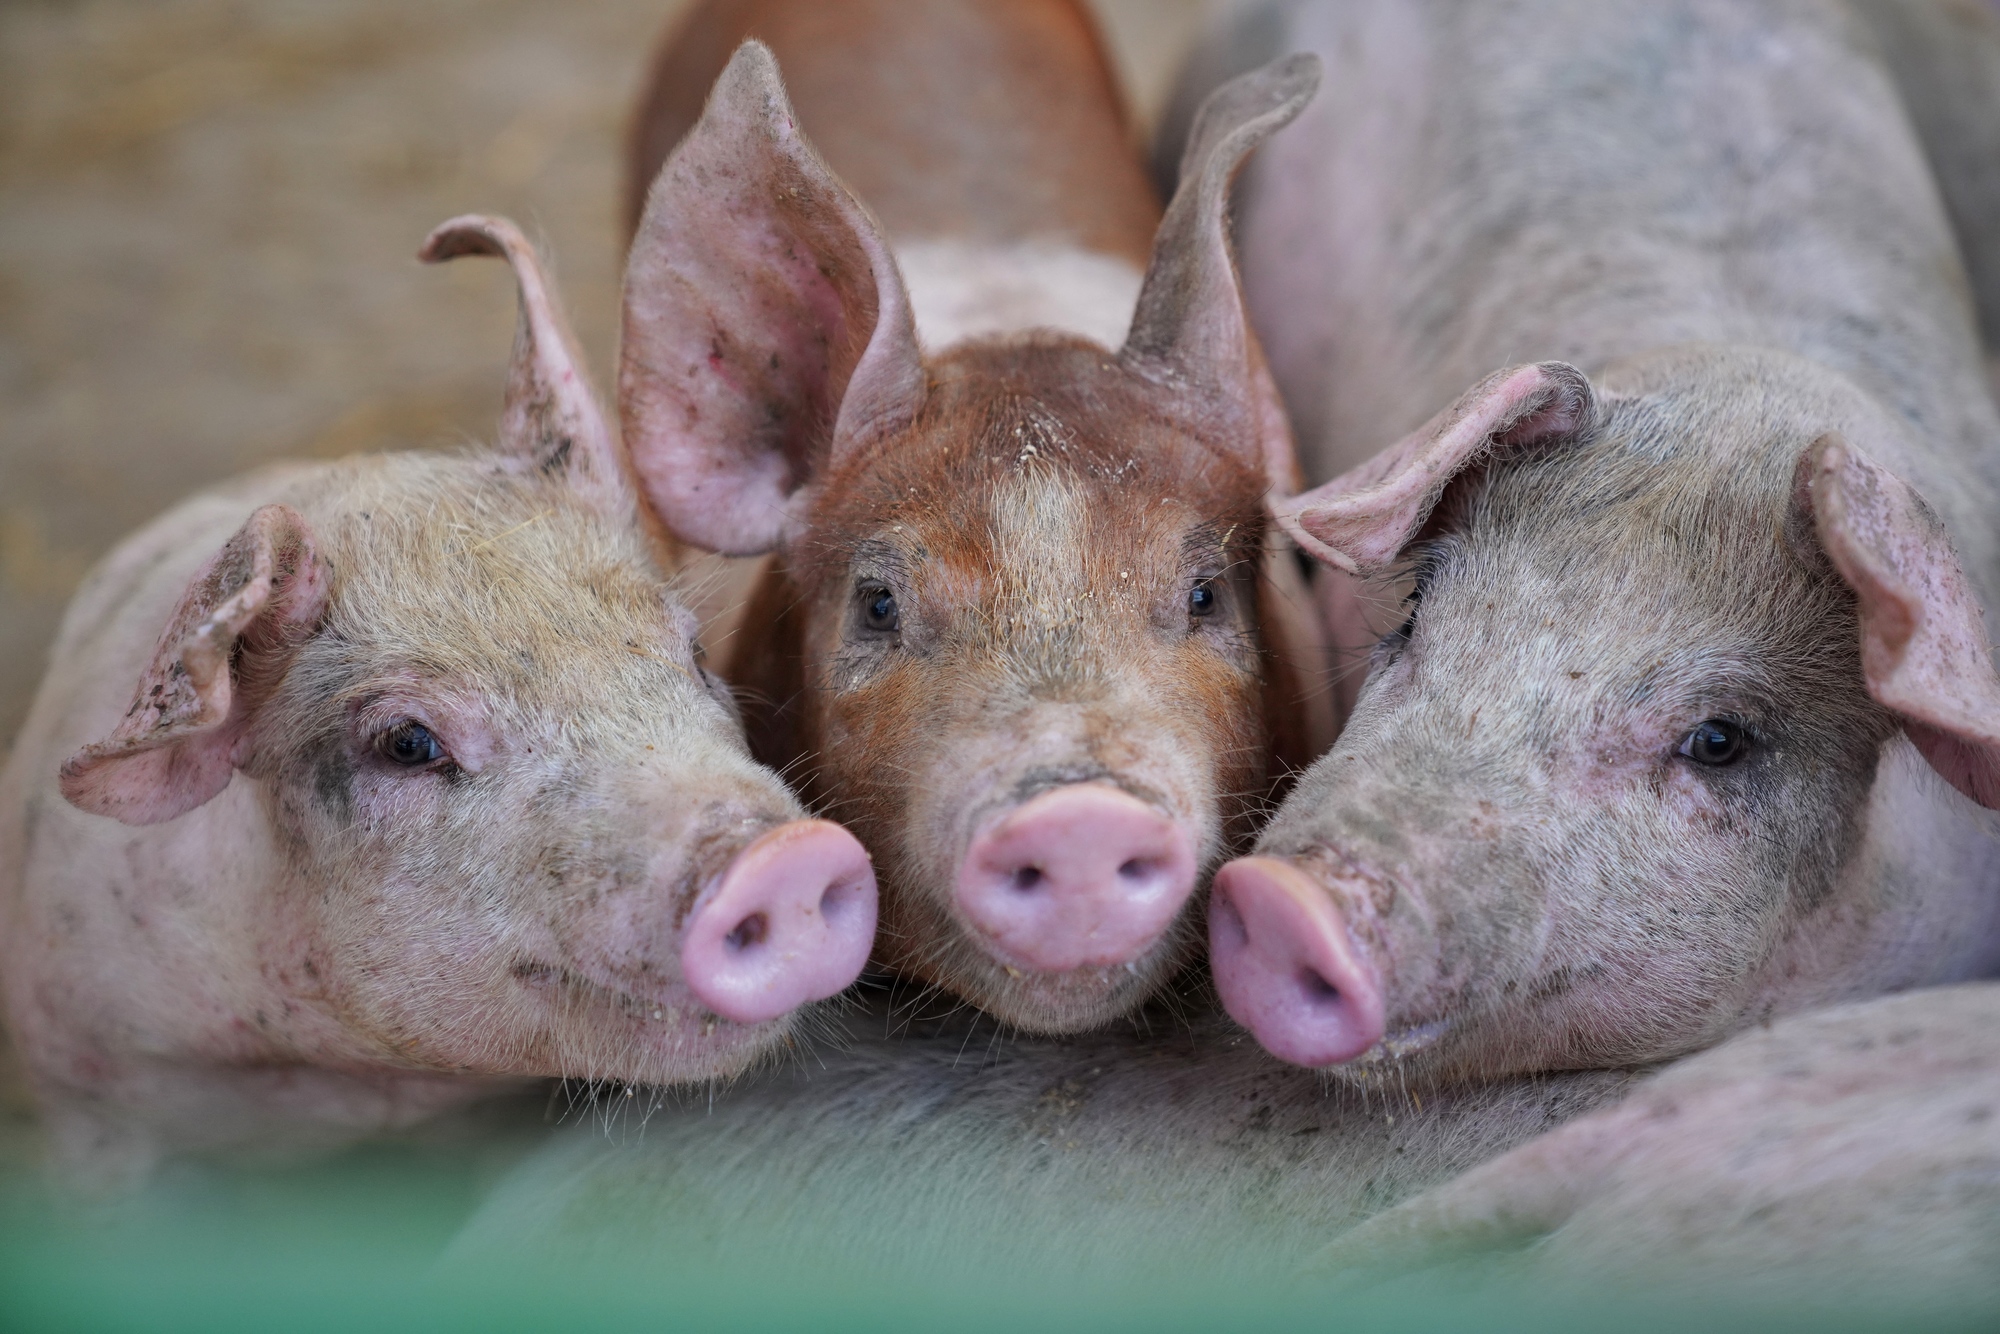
[726,337,1276,1031]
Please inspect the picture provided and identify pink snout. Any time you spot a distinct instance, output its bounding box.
[680,819,877,1025]
[1209,856,1385,1067]
[955,784,1196,973]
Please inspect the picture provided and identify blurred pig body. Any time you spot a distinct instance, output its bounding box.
[616,5,1329,1032]
[0,219,875,1188]
[1186,0,2000,1075]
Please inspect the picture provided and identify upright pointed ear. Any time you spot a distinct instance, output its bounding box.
[1121,52,1319,494]
[1807,435,2000,808]
[619,40,925,557]
[60,505,328,826]
[1275,362,1597,574]
[420,215,630,519]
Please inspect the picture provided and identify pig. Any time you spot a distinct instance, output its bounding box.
[1317,982,2000,1310]
[0,215,877,1190]
[1159,0,2000,1081]
[1844,0,2000,381]
[612,4,1331,1035]
[444,987,1636,1289]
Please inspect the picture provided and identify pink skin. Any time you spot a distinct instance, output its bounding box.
[955,785,1196,974]
[1209,856,1385,1067]
[681,819,879,1024]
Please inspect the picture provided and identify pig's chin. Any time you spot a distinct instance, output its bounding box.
[931,934,1192,1034]
[504,957,789,1083]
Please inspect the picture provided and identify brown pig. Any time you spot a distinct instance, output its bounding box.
[615,4,1329,1033]
[1175,0,2000,1076]
[0,217,876,1190]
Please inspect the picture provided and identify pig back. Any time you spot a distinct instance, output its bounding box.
[445,993,1633,1287]
[1226,0,2000,540]
[625,0,1159,260]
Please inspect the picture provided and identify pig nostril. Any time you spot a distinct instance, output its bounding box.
[1117,857,1156,882]
[818,878,857,921]
[724,912,769,953]
[1298,967,1341,1005]
[1010,866,1044,893]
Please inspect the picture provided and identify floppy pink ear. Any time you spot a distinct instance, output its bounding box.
[1808,434,2000,808]
[1274,362,1597,575]
[420,214,629,518]
[619,40,925,556]
[60,505,327,826]
[1122,53,1319,494]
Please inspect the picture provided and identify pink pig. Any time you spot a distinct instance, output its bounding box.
[0,217,875,1189]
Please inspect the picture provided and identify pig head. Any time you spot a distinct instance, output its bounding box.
[1212,348,2000,1077]
[618,43,1319,1031]
[2,217,875,1184]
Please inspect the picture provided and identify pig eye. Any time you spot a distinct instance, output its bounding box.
[377,721,447,768]
[1189,580,1220,618]
[1679,719,1748,766]
[858,582,901,633]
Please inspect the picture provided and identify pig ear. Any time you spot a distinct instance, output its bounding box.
[60,505,327,826]
[1121,53,1319,493]
[420,215,630,518]
[619,40,926,556]
[1275,362,1597,574]
[1807,435,2000,808]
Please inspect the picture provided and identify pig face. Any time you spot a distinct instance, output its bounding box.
[785,341,1269,1027]
[1213,351,2000,1079]
[54,218,876,1092]
[617,44,1320,1030]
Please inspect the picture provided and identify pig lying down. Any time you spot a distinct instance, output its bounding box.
[1194,0,2000,1081]
[0,217,875,1189]
[445,988,1637,1287]
[617,2,1328,1033]
[1322,983,2000,1310]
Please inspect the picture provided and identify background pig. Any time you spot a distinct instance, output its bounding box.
[0,216,875,1189]
[613,5,1330,1034]
[1163,0,2000,1079]
[1845,0,2000,392]
[1319,983,2000,1310]
[445,989,1635,1288]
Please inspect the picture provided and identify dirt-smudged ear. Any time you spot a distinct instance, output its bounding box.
[61,505,328,826]
[1276,362,1596,575]
[620,40,925,557]
[1808,434,2000,808]
[421,215,630,521]
[1121,52,1319,495]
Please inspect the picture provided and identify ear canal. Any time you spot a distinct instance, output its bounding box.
[1276,361,1597,575]
[60,504,328,826]
[620,39,925,557]
[1808,434,2000,808]
[420,215,629,517]
[1120,52,1319,492]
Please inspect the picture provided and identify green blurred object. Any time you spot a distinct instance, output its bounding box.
[1,1141,1993,1334]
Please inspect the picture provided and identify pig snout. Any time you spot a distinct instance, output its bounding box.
[1209,856,1385,1067]
[954,784,1196,973]
[680,819,878,1024]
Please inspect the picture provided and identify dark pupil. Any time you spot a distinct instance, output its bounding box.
[1189,581,1217,616]
[385,723,439,766]
[1687,720,1745,766]
[865,588,900,632]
